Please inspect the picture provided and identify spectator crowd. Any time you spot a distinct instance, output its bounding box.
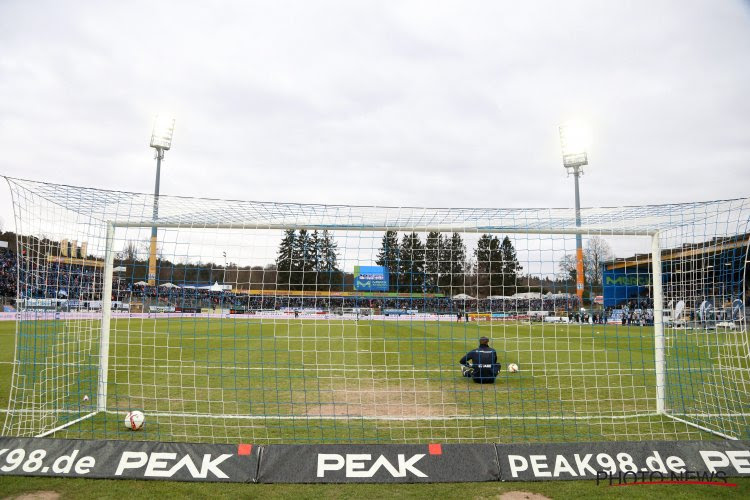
[0,249,584,315]
[0,251,15,298]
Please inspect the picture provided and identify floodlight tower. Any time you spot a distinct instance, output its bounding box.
[147,115,175,286]
[559,122,590,304]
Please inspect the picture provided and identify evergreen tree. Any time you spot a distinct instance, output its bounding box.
[474,234,502,297]
[302,230,319,287]
[424,231,441,293]
[399,232,425,293]
[290,229,308,289]
[475,234,491,297]
[500,236,522,295]
[438,233,452,293]
[440,232,466,296]
[375,230,400,291]
[318,230,341,289]
[275,229,296,288]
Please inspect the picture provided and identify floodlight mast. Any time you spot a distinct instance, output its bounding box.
[147,115,175,286]
[559,122,589,304]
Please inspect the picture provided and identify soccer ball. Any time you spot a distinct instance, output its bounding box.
[508,363,519,373]
[124,410,145,431]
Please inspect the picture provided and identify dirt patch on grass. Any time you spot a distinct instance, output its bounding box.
[497,492,551,500]
[304,380,464,418]
[5,491,61,500]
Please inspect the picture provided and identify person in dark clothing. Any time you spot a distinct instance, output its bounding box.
[460,336,500,384]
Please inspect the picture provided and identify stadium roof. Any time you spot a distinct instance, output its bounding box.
[605,233,750,271]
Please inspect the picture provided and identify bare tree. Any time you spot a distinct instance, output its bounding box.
[584,236,613,289]
[558,253,578,283]
[558,236,613,291]
[119,240,141,262]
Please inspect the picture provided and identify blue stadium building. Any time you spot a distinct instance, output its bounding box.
[603,234,749,321]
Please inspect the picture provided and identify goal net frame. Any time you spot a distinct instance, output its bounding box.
[2,176,748,444]
[61,222,674,437]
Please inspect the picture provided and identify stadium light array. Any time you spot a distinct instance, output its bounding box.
[150,114,176,151]
[558,120,590,304]
[559,121,590,171]
[147,114,175,285]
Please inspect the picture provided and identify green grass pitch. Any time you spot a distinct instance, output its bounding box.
[3,317,749,497]
[2,317,719,443]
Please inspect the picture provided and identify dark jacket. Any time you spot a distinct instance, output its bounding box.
[460,345,500,382]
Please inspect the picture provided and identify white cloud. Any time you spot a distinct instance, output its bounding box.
[1,0,748,218]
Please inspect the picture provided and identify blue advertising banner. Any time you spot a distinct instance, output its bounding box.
[354,266,389,291]
[602,267,669,307]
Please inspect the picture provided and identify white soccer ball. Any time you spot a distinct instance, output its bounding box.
[508,363,519,373]
[124,410,145,431]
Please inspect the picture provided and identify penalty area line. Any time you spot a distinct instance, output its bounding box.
[100,410,663,421]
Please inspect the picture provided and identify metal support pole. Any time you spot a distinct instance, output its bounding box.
[97,222,115,412]
[573,167,585,303]
[148,148,163,286]
[652,232,666,414]
[222,251,227,312]
[222,251,227,284]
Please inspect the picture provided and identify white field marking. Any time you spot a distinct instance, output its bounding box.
[44,362,662,373]
[0,361,99,367]
[4,359,747,378]
[11,360,745,375]
[100,410,667,422]
[0,408,91,414]
[107,365,659,375]
[3,408,749,420]
[35,411,98,438]
[96,411,750,422]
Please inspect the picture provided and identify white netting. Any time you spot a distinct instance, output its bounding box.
[1,177,748,443]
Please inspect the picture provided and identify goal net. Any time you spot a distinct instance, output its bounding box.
[2,177,748,443]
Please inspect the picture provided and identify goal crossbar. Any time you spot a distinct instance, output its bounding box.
[111,220,658,236]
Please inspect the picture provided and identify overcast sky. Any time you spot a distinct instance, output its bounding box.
[1,0,749,234]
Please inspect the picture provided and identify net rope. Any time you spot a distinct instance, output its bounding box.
[1,176,748,443]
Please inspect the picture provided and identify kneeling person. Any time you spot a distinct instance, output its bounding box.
[460,336,500,383]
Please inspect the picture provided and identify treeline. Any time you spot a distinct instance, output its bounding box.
[2,228,576,298]
[274,230,524,296]
[275,229,343,290]
[375,231,522,296]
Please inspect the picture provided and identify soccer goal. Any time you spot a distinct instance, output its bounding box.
[2,177,748,444]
